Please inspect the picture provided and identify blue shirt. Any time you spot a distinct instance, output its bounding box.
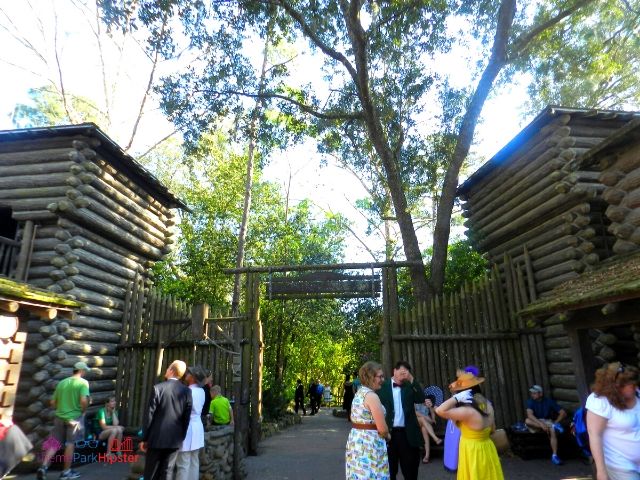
[526,397,562,420]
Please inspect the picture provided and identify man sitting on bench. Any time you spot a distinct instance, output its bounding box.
[524,384,567,465]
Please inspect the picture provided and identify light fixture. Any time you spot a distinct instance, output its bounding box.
[0,314,19,340]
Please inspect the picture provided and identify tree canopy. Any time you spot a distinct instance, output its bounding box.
[97,0,640,303]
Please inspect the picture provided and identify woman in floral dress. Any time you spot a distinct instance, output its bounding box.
[346,361,390,479]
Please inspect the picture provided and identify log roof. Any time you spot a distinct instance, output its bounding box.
[457,106,640,197]
[0,123,187,210]
[518,250,640,318]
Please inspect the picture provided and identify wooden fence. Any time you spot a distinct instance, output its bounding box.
[115,275,237,427]
[392,259,547,429]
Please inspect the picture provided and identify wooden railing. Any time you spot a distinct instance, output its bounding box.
[0,221,37,282]
[0,235,19,278]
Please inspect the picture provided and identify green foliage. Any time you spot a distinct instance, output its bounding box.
[12,85,108,128]
[521,0,640,110]
[398,238,488,305]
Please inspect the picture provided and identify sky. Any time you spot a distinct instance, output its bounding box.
[0,0,532,263]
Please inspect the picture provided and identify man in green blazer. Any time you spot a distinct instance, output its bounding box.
[377,360,425,480]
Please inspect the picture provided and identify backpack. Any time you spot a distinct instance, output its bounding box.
[571,406,591,457]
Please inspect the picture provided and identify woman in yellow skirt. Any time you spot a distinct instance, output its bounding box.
[435,372,504,480]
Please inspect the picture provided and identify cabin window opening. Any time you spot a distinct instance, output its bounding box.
[0,206,17,240]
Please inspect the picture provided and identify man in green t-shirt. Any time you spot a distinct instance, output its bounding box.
[37,362,91,480]
[208,385,234,426]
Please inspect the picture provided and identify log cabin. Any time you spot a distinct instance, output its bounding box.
[520,118,640,403]
[0,123,186,444]
[458,107,640,411]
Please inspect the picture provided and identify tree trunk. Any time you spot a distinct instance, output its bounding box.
[430,0,516,296]
[231,24,272,316]
[342,3,428,300]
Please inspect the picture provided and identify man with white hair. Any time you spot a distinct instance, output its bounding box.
[140,360,193,480]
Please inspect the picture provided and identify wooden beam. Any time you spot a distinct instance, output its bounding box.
[224,260,423,274]
[206,316,248,322]
[0,300,19,313]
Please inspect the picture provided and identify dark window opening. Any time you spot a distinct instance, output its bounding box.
[0,206,17,240]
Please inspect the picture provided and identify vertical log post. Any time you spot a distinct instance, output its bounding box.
[191,303,208,340]
[249,275,262,455]
[565,324,595,403]
[381,267,391,373]
[388,266,401,363]
[14,220,35,282]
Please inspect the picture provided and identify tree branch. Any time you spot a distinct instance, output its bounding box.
[137,129,178,158]
[52,8,74,123]
[274,0,359,83]
[509,0,597,60]
[125,11,168,151]
[195,88,364,121]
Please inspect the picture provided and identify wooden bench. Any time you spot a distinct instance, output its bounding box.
[507,426,581,460]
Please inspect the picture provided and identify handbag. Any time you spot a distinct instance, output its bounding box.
[490,428,510,454]
[0,424,33,478]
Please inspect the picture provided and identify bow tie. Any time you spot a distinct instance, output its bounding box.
[393,382,402,388]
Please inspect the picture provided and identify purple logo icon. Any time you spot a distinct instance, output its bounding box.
[42,436,62,452]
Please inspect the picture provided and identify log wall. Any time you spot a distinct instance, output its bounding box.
[0,133,178,444]
[458,111,637,413]
[596,137,640,254]
[393,261,546,428]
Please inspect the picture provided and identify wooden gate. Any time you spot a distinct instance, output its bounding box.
[390,261,547,429]
[115,275,238,427]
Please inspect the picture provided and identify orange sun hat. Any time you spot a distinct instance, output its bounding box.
[448,372,485,392]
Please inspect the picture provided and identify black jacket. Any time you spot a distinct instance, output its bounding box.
[143,378,192,449]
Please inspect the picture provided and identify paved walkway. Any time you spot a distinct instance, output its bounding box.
[245,408,594,480]
[8,409,594,479]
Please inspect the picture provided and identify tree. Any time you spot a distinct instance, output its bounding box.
[100,0,634,303]
[1,0,177,155]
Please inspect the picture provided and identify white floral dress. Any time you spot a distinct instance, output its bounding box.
[345,386,390,479]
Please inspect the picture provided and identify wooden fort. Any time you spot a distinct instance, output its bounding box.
[456,106,640,410]
[0,123,186,444]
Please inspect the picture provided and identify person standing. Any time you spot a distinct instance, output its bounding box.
[377,360,425,480]
[435,371,504,480]
[176,366,206,480]
[37,361,91,480]
[209,385,234,426]
[587,362,640,480]
[200,371,213,427]
[140,360,193,480]
[342,374,354,420]
[294,379,306,416]
[316,381,325,411]
[308,380,319,415]
[345,361,390,479]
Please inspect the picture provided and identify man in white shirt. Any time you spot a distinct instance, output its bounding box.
[378,361,426,480]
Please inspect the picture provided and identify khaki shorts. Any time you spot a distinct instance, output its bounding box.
[527,418,553,433]
[52,417,85,445]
